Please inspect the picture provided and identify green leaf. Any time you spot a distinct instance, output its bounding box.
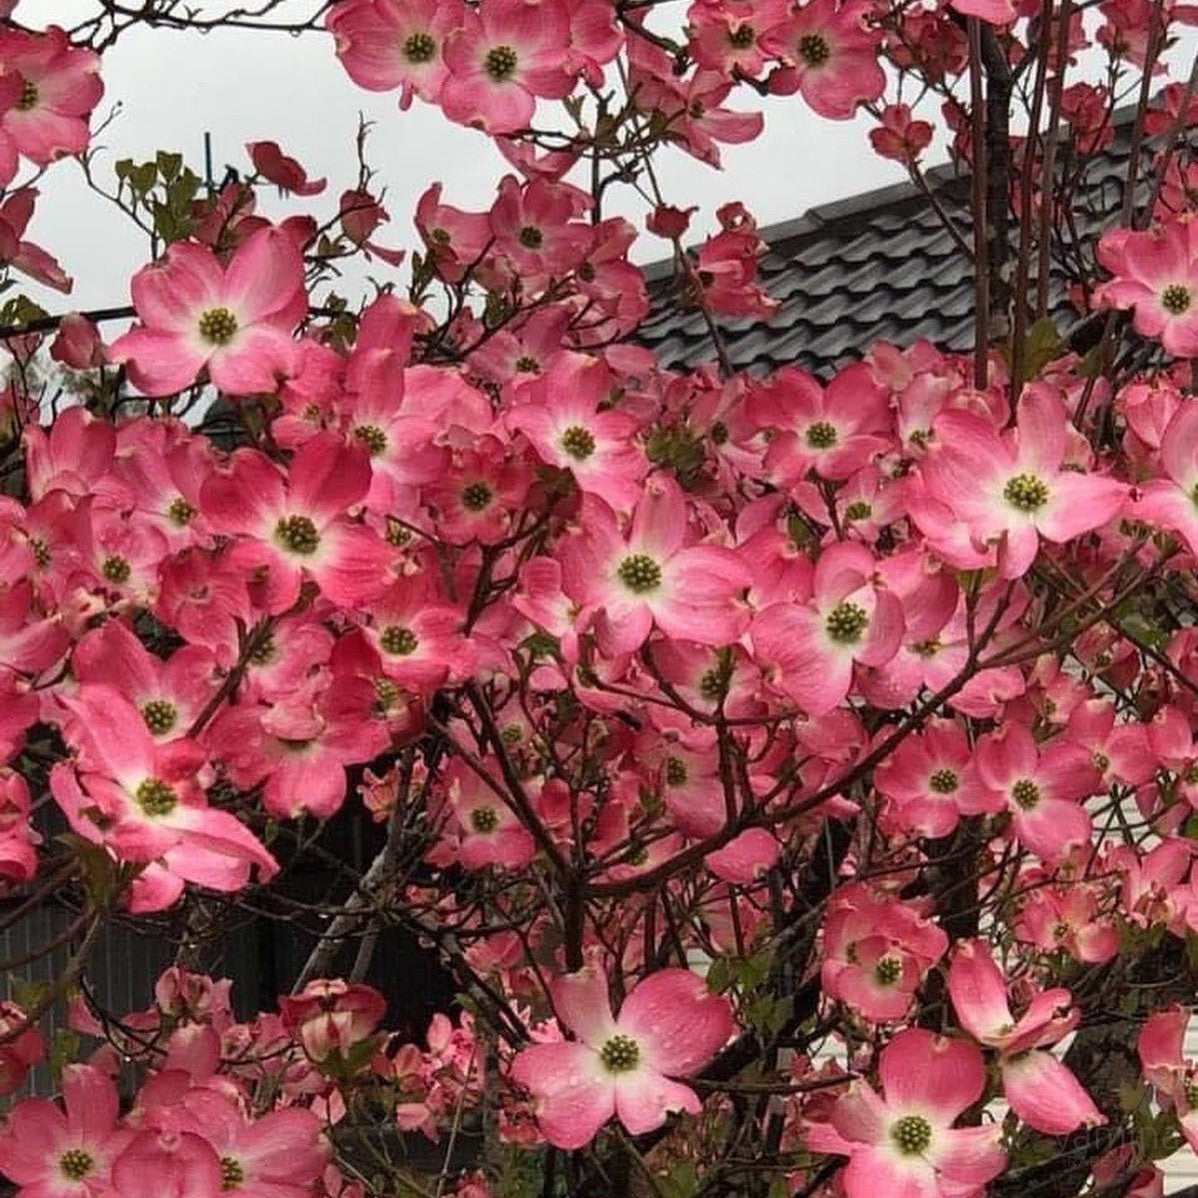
[56,833,118,906]
[152,200,179,244]
[1118,1080,1150,1115]
[744,993,789,1037]
[707,955,733,994]
[0,293,48,327]
[129,161,158,196]
[1018,316,1064,382]
[11,978,48,1012]
[49,1029,81,1084]
[769,1175,792,1198]
[155,151,183,182]
[660,1160,699,1198]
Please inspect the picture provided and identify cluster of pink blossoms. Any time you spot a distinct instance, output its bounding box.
[0,969,495,1198]
[327,0,885,139]
[6,1,1198,1196]
[7,251,1198,1165]
[0,25,100,290]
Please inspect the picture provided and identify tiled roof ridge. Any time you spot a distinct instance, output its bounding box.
[638,102,1153,373]
[644,99,1149,276]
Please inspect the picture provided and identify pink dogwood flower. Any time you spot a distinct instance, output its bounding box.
[975,725,1097,862]
[200,433,387,614]
[1135,400,1198,554]
[0,1065,131,1198]
[626,37,763,167]
[751,543,904,715]
[246,141,326,196]
[73,619,215,743]
[821,885,948,1022]
[280,979,387,1065]
[1096,220,1198,358]
[688,0,789,77]
[210,673,390,820]
[109,227,306,397]
[440,0,574,134]
[174,1090,329,1198]
[1137,1006,1198,1154]
[508,352,647,512]
[804,1028,1006,1198]
[869,103,934,164]
[873,718,1000,839]
[560,474,752,655]
[918,387,1127,579]
[486,175,591,286]
[762,0,885,120]
[948,940,1105,1135]
[430,758,536,871]
[0,27,103,177]
[356,582,476,698]
[0,188,72,292]
[50,685,279,911]
[327,0,458,109]
[510,966,733,1148]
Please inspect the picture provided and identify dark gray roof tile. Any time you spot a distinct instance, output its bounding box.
[641,115,1148,377]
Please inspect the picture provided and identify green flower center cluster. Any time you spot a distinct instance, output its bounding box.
[805,419,838,449]
[1003,472,1050,512]
[102,555,131,583]
[600,1033,640,1073]
[353,424,387,456]
[249,633,277,665]
[1161,283,1192,315]
[1011,778,1041,810]
[274,514,320,555]
[825,600,868,644]
[135,777,178,817]
[198,306,238,346]
[60,1150,95,1181]
[929,768,959,794]
[798,34,831,67]
[560,425,597,460]
[404,31,437,63]
[665,756,688,786]
[890,1114,933,1155]
[374,677,399,710]
[874,955,902,985]
[485,45,519,81]
[168,497,196,526]
[618,553,663,594]
[141,699,179,736]
[461,481,493,512]
[220,1156,246,1191]
[380,626,419,656]
[470,806,500,834]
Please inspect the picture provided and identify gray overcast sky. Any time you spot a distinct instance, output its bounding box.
[12,0,904,313]
[8,2,1198,316]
